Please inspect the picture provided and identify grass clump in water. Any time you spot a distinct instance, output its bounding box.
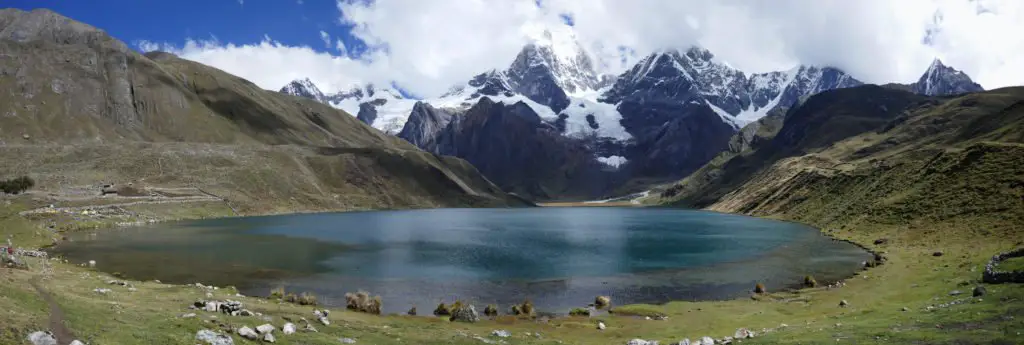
[804,275,818,288]
[754,283,766,294]
[595,295,611,309]
[483,304,498,316]
[569,308,591,316]
[407,307,417,316]
[269,286,285,300]
[433,303,451,316]
[345,291,382,315]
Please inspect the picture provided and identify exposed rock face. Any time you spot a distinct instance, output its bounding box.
[425,98,620,200]
[450,304,480,323]
[397,102,452,148]
[911,59,984,96]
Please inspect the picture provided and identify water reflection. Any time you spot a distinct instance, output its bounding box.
[51,208,870,313]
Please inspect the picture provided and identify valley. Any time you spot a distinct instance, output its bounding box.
[1,6,1022,345]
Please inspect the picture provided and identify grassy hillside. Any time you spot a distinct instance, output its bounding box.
[642,85,1024,344]
[0,8,526,213]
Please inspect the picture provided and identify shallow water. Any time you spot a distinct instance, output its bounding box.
[51,207,870,314]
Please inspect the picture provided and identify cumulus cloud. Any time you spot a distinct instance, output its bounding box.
[143,0,1023,96]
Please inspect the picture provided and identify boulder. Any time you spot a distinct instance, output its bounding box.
[597,321,606,330]
[839,300,849,307]
[205,301,220,312]
[195,329,235,345]
[677,339,691,345]
[627,339,658,345]
[595,295,612,308]
[283,323,296,335]
[450,304,480,323]
[69,341,85,345]
[734,328,754,339]
[27,331,57,345]
[256,324,275,334]
[262,333,276,343]
[237,326,259,340]
[491,330,511,338]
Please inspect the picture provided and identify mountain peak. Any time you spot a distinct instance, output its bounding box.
[280,78,326,102]
[913,59,983,96]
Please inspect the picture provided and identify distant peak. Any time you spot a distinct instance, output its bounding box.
[929,58,947,70]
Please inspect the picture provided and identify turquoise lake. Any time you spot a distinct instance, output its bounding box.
[51,207,870,314]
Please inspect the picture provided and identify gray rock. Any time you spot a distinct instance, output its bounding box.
[491,330,511,338]
[901,307,910,312]
[93,288,111,295]
[734,328,753,339]
[973,286,987,297]
[69,341,85,345]
[450,304,480,323]
[340,337,357,344]
[282,323,296,335]
[262,332,275,343]
[181,313,197,318]
[627,339,658,345]
[195,329,235,345]
[698,336,716,345]
[839,300,849,307]
[237,326,259,340]
[949,290,963,296]
[677,339,691,345]
[27,331,57,345]
[255,324,275,334]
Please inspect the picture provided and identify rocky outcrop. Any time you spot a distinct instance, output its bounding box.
[397,102,452,148]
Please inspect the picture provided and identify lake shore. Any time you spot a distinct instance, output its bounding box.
[2,192,1022,344]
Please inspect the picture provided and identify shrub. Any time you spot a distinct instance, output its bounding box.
[407,307,417,316]
[297,292,317,306]
[511,299,535,317]
[804,275,818,288]
[269,286,285,300]
[754,283,766,294]
[345,291,382,315]
[569,308,591,316]
[595,295,611,309]
[285,292,298,304]
[433,303,451,316]
[484,304,498,316]
[0,176,34,195]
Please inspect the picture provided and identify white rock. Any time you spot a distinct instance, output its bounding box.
[340,337,357,344]
[677,339,691,345]
[283,323,296,335]
[27,331,57,345]
[237,326,259,340]
[597,321,606,330]
[195,329,235,345]
[319,316,331,326]
[627,339,658,345]
[181,313,197,318]
[69,341,85,345]
[205,301,220,312]
[698,336,716,345]
[87,260,96,267]
[262,332,276,343]
[206,292,214,298]
[256,324,275,334]
[734,328,753,339]
[491,330,511,338]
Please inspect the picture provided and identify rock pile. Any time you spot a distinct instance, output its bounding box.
[983,248,1024,283]
[192,299,254,316]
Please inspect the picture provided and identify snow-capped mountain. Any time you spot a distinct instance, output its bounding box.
[279,78,327,103]
[603,47,863,129]
[278,32,987,201]
[911,59,984,96]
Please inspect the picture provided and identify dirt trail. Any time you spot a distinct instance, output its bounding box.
[29,276,77,345]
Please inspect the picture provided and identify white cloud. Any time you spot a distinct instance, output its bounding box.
[136,37,392,93]
[335,39,348,56]
[142,0,1023,96]
[318,30,331,49]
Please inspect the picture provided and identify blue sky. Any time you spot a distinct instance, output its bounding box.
[8,0,368,57]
